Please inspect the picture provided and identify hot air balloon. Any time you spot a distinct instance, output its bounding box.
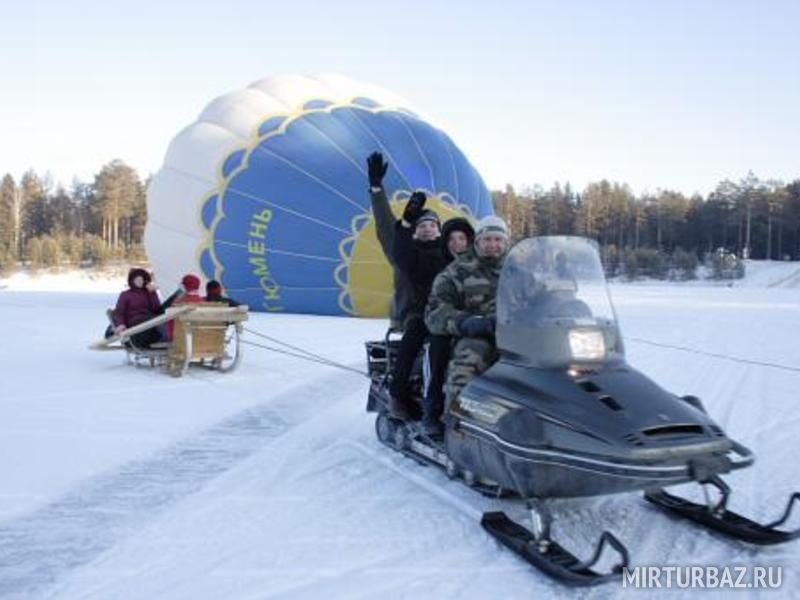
[145,74,494,316]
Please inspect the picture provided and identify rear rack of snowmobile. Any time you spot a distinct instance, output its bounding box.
[364,328,403,378]
[91,304,249,377]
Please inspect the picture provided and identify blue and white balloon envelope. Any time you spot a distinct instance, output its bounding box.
[145,74,493,316]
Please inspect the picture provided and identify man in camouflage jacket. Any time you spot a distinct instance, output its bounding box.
[425,215,510,413]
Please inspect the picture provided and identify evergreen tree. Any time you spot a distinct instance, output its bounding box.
[47,185,78,236]
[19,170,50,254]
[783,180,800,259]
[71,178,94,236]
[92,160,144,249]
[0,174,16,259]
[708,180,739,252]
[492,185,535,241]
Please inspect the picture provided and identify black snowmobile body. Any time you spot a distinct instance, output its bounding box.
[447,357,750,499]
[365,236,798,585]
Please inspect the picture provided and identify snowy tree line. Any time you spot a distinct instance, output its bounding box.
[1,160,798,278]
[493,173,800,279]
[0,160,147,272]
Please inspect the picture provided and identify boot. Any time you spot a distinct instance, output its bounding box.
[420,417,444,438]
[421,394,444,436]
[389,394,411,420]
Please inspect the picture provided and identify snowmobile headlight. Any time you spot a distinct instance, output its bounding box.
[457,396,515,425]
[568,329,606,361]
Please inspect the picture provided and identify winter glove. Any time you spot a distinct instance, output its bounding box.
[457,315,496,338]
[367,152,388,188]
[402,191,427,225]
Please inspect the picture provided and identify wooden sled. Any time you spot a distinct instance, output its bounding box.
[166,303,249,377]
[91,304,249,377]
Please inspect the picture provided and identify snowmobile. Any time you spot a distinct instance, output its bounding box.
[364,236,799,586]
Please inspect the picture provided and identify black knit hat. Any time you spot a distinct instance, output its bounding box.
[441,217,475,245]
[206,279,223,295]
[415,209,441,228]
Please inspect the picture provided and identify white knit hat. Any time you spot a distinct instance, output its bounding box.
[475,215,509,240]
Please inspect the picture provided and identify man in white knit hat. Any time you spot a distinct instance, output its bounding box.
[423,215,510,433]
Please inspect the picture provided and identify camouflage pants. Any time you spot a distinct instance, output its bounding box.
[445,337,498,410]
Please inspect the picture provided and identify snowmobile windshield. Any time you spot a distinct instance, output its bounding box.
[496,237,624,367]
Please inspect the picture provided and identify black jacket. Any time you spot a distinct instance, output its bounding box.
[205,293,240,307]
[391,221,448,320]
[370,187,415,329]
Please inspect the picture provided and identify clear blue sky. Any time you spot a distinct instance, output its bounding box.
[2,0,798,196]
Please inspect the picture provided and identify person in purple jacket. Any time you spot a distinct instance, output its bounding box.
[111,267,163,348]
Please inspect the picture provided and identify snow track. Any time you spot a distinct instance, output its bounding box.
[0,371,366,599]
[770,266,800,289]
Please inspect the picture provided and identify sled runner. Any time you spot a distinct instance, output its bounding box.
[91,304,249,377]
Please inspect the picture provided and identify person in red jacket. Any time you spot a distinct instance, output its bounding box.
[173,274,204,306]
[111,268,163,348]
[166,274,204,340]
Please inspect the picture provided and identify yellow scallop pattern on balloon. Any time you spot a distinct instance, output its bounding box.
[336,193,473,317]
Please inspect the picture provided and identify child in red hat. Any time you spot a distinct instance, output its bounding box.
[167,273,204,339]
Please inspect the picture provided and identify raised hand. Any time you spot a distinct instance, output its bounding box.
[402,191,427,224]
[367,152,388,188]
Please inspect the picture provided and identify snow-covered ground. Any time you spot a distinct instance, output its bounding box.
[0,268,128,294]
[1,263,799,599]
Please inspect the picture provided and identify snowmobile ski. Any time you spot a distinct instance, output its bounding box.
[481,510,629,586]
[645,476,800,545]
